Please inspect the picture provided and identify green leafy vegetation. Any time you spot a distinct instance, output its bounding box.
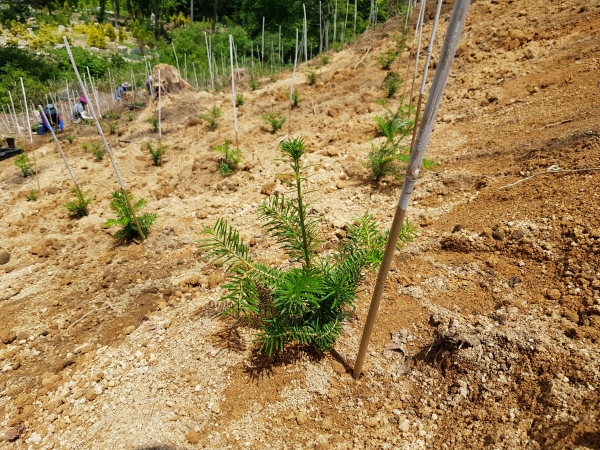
[199,137,417,355]
[212,139,241,176]
[25,190,38,201]
[235,93,245,106]
[382,71,402,98]
[146,116,159,133]
[126,113,134,122]
[290,89,301,108]
[14,153,35,177]
[108,122,118,135]
[64,134,76,144]
[262,106,286,133]
[321,54,330,65]
[249,78,261,91]
[104,191,157,241]
[306,67,319,86]
[105,110,121,120]
[147,142,168,166]
[376,49,399,70]
[199,106,222,131]
[84,142,106,161]
[64,188,92,218]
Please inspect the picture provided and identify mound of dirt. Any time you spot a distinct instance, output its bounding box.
[152,63,192,95]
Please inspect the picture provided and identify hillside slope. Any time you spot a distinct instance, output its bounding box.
[1,0,599,448]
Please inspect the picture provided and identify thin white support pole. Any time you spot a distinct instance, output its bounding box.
[193,62,199,91]
[343,0,350,43]
[262,17,265,67]
[62,36,146,240]
[319,1,323,53]
[108,68,115,103]
[333,0,338,43]
[184,53,188,81]
[229,35,239,151]
[353,0,471,381]
[279,25,282,63]
[172,42,181,76]
[20,78,40,193]
[288,29,300,132]
[408,0,426,108]
[303,4,308,62]
[204,32,214,90]
[158,69,162,139]
[354,0,357,33]
[8,93,21,137]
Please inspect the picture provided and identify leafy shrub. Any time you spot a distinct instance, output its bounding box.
[376,49,399,70]
[84,142,105,161]
[235,93,244,106]
[289,89,301,108]
[14,153,35,177]
[104,24,117,41]
[262,106,286,134]
[382,71,402,98]
[146,116,158,133]
[86,25,107,49]
[306,67,319,86]
[104,191,157,240]
[331,42,343,52]
[25,190,38,201]
[147,142,167,166]
[199,137,417,355]
[118,27,127,43]
[108,122,118,134]
[199,106,222,131]
[212,139,241,176]
[64,188,92,218]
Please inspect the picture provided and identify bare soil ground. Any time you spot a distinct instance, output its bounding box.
[1,0,600,448]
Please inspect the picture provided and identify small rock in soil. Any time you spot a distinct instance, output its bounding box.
[0,331,16,344]
[0,252,10,265]
[186,431,201,444]
[296,411,308,425]
[261,182,277,196]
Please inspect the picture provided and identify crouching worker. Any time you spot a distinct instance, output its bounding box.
[114,82,131,101]
[71,96,89,123]
[145,75,153,97]
[37,104,63,135]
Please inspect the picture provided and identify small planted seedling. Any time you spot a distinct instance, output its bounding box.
[85,142,106,161]
[64,134,76,144]
[108,122,118,135]
[262,106,286,134]
[200,106,222,131]
[321,54,330,65]
[25,189,38,201]
[105,110,121,120]
[212,139,241,176]
[235,93,245,107]
[14,153,35,177]
[249,78,261,91]
[383,71,402,98]
[199,137,417,355]
[376,49,399,70]
[147,142,168,166]
[146,116,159,133]
[64,188,92,218]
[104,191,157,241]
[126,113,134,122]
[306,67,319,86]
[289,89,302,108]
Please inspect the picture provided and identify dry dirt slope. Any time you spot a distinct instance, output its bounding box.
[1,0,600,448]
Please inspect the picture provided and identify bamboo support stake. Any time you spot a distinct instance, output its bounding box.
[21,78,41,194]
[204,32,214,91]
[408,0,426,110]
[262,17,265,68]
[354,0,357,33]
[39,106,87,212]
[2,106,13,134]
[319,1,323,53]
[172,42,181,76]
[62,36,146,242]
[303,4,308,63]
[184,53,188,82]
[8,93,21,137]
[288,29,300,133]
[409,0,442,152]
[401,0,420,104]
[353,0,471,380]
[158,69,163,167]
[333,0,338,43]
[229,35,239,152]
[193,62,199,91]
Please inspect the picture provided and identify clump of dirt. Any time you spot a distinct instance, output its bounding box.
[152,63,193,95]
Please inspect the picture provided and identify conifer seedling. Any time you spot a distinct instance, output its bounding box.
[147,142,168,166]
[262,106,286,134]
[25,189,38,201]
[199,106,222,131]
[64,188,92,218]
[104,191,157,241]
[199,137,417,355]
[212,139,241,176]
[14,153,35,177]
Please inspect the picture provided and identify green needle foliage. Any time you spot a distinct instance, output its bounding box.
[85,142,105,161]
[262,106,286,134]
[306,67,319,85]
[25,189,38,201]
[249,78,261,91]
[64,134,76,144]
[147,141,168,166]
[289,89,302,108]
[212,139,241,176]
[105,110,121,120]
[108,122,118,134]
[235,93,245,106]
[376,49,399,70]
[199,137,417,356]
[64,188,92,218]
[321,54,330,65]
[104,191,157,241]
[14,153,35,177]
[383,71,402,98]
[200,105,222,131]
[126,113,134,122]
[146,116,159,133]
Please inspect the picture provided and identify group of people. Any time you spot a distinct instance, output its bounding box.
[37,80,136,135]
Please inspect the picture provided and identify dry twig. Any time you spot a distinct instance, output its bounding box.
[66,304,112,331]
[499,166,600,189]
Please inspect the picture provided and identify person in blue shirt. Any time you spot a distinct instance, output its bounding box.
[114,82,131,101]
[71,96,89,122]
[37,104,64,135]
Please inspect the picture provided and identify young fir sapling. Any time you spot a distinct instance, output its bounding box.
[108,122,118,135]
[25,189,38,201]
[199,137,417,355]
[147,142,168,166]
[146,116,159,133]
[64,134,76,144]
[212,139,241,176]
[306,67,319,86]
[376,49,399,70]
[289,89,302,108]
[383,72,402,98]
[104,191,157,241]
[64,188,92,217]
[235,93,245,106]
[199,105,222,131]
[14,153,35,177]
[84,142,106,161]
[262,105,286,134]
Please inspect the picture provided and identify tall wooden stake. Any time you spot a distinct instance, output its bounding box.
[353,0,471,380]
